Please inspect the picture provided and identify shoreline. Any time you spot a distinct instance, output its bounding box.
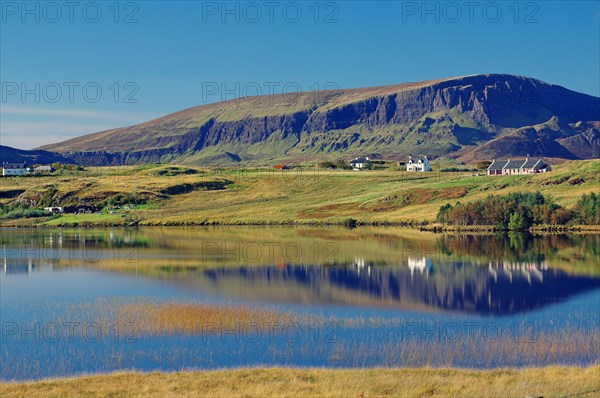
[1,218,599,233]
[2,366,599,397]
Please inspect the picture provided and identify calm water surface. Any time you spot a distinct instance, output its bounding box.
[1,227,598,380]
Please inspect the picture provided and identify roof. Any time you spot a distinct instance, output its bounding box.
[522,158,545,169]
[408,156,428,164]
[2,162,26,168]
[488,159,546,171]
[487,160,504,171]
[350,157,369,164]
[503,159,524,170]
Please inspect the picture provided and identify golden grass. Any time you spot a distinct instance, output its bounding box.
[2,366,599,398]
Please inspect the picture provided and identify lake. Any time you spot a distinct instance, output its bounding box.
[1,227,599,381]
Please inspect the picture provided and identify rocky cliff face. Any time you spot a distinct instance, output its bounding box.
[39,74,600,165]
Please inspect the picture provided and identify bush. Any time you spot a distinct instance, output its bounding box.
[0,203,50,219]
[103,193,150,207]
[567,177,585,186]
[439,191,575,229]
[51,163,85,172]
[508,212,528,230]
[574,193,600,225]
[476,161,492,170]
[319,159,352,170]
[436,203,453,224]
[341,218,358,228]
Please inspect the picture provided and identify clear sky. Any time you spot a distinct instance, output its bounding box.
[1,0,599,149]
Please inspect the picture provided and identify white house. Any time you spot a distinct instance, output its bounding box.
[487,158,550,176]
[2,162,27,177]
[44,207,64,214]
[349,156,370,170]
[406,156,430,172]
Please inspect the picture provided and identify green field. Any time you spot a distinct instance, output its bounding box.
[0,159,598,227]
[43,213,127,226]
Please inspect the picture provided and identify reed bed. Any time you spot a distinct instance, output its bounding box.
[112,301,295,336]
[2,298,599,381]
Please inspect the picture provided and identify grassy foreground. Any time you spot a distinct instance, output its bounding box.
[2,367,599,398]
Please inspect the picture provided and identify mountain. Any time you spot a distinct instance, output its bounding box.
[0,145,72,165]
[39,74,600,165]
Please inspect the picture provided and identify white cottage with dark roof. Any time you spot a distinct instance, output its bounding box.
[487,158,550,176]
[2,162,27,177]
[406,156,430,172]
[349,156,370,170]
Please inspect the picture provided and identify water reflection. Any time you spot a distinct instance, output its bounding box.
[1,228,599,316]
[2,257,54,275]
[197,260,598,315]
[1,227,599,380]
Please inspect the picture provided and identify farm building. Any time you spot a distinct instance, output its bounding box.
[406,156,431,172]
[2,162,27,177]
[34,165,54,173]
[487,158,551,176]
[63,205,101,214]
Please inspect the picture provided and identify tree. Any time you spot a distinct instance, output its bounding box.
[436,204,453,225]
[508,212,527,230]
[437,192,575,229]
[476,161,492,171]
[574,193,600,225]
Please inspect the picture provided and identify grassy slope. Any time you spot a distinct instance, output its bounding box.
[0,160,598,227]
[2,367,599,398]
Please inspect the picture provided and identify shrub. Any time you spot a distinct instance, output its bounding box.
[0,203,49,219]
[508,212,528,230]
[341,218,358,228]
[436,203,453,224]
[476,161,492,170]
[438,191,576,229]
[574,193,600,225]
[319,160,352,170]
[567,177,585,186]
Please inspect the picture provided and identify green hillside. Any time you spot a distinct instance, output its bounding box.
[0,159,598,227]
[36,74,600,165]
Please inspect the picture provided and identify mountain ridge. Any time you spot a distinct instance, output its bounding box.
[36,74,600,165]
[0,145,72,165]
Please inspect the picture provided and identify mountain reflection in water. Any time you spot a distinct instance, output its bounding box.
[193,258,599,315]
[2,228,599,316]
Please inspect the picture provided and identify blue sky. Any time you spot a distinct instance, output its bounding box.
[1,0,599,149]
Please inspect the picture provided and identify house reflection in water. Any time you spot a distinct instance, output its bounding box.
[3,257,33,275]
[2,257,53,276]
[352,257,371,276]
[196,256,600,315]
[488,261,548,284]
[408,257,432,277]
